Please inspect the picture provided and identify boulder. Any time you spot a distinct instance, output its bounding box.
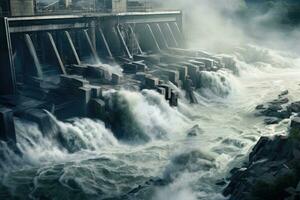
[291,117,300,131]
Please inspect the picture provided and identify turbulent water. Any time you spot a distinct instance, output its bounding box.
[1,44,300,200]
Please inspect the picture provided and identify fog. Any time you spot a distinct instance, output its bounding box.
[154,0,300,54]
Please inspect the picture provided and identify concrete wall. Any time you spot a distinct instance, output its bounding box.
[112,0,127,12]
[10,0,34,16]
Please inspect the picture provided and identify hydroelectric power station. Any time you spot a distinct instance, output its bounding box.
[3,1,300,200]
[0,0,224,146]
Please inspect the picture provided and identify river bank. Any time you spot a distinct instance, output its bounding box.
[224,92,300,200]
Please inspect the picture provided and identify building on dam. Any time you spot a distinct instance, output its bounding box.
[0,0,224,146]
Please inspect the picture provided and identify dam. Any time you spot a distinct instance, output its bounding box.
[0,0,223,144]
[3,1,299,199]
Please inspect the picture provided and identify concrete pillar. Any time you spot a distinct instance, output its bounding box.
[24,34,43,78]
[46,32,66,75]
[0,107,16,143]
[0,17,16,95]
[170,91,178,107]
[89,98,106,120]
[22,109,54,136]
[77,86,92,116]
[145,76,159,89]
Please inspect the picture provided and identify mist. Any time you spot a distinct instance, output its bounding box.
[155,0,300,54]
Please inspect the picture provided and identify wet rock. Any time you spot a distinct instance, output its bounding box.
[264,117,281,125]
[288,101,300,113]
[256,104,265,110]
[224,133,299,200]
[270,97,289,105]
[187,125,203,137]
[279,90,289,97]
[291,117,300,132]
[216,179,227,186]
[260,104,285,118]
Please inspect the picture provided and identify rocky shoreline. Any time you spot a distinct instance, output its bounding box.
[223,91,300,200]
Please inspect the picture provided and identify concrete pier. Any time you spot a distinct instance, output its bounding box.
[0,107,16,143]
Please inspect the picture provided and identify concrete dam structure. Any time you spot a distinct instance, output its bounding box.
[0,1,223,145]
[3,1,300,200]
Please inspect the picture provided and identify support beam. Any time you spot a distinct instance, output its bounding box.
[83,29,100,63]
[166,23,179,47]
[64,31,81,65]
[129,24,143,54]
[146,24,161,51]
[46,32,66,75]
[152,23,169,49]
[98,27,113,58]
[116,24,133,59]
[89,21,97,49]
[170,22,184,46]
[0,18,16,95]
[24,33,43,78]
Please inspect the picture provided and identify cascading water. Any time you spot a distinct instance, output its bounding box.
[1,43,300,200]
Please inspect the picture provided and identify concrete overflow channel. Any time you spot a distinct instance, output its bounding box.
[0,10,224,146]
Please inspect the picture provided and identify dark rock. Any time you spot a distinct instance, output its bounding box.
[249,136,271,163]
[256,104,265,110]
[216,179,227,186]
[264,117,281,125]
[270,97,289,105]
[288,102,300,113]
[291,117,300,129]
[279,90,289,97]
[187,125,203,137]
[230,167,241,175]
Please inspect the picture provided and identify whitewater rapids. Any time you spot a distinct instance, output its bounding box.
[1,44,300,200]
